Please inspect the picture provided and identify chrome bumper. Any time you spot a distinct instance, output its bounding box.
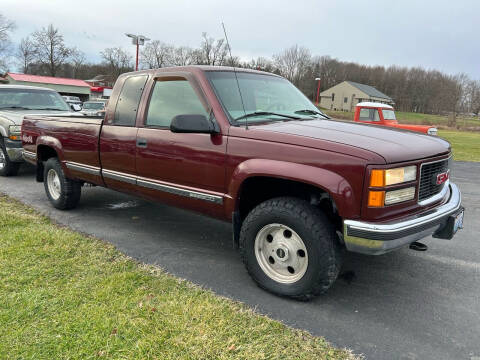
[343,183,462,255]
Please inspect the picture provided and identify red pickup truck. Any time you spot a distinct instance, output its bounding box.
[21,66,464,300]
[354,102,438,135]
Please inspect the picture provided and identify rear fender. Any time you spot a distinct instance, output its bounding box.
[225,159,357,219]
[35,136,69,175]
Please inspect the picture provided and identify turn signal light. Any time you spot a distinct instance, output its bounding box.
[370,170,385,187]
[368,190,385,207]
[9,135,19,140]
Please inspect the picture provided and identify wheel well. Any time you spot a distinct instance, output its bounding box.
[235,176,342,238]
[36,145,58,182]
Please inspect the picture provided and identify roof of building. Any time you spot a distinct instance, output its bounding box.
[346,81,392,100]
[0,84,58,91]
[356,102,393,109]
[7,73,91,88]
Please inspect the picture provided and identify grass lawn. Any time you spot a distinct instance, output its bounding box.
[0,195,356,360]
[438,130,480,162]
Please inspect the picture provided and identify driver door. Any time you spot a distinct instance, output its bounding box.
[135,75,226,217]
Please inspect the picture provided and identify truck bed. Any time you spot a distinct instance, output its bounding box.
[22,115,104,185]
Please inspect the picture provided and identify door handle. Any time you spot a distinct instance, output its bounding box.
[136,138,147,148]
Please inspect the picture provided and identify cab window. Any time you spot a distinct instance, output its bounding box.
[359,108,380,122]
[113,75,148,126]
[146,78,208,128]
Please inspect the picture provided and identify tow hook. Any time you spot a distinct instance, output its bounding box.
[409,241,428,251]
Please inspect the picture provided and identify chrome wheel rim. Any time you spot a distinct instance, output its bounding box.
[47,169,61,200]
[254,223,308,284]
[0,148,5,170]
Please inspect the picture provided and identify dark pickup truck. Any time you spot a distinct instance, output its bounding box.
[21,66,464,299]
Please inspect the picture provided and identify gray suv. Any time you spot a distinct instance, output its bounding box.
[0,85,74,176]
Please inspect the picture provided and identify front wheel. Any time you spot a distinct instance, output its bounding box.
[239,197,342,300]
[44,157,81,210]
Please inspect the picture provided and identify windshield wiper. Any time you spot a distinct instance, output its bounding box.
[0,106,33,110]
[294,109,330,119]
[234,111,301,122]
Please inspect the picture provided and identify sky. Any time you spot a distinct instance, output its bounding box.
[2,0,479,79]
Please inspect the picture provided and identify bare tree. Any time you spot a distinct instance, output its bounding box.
[100,47,133,79]
[69,47,86,78]
[0,13,15,71]
[273,45,311,85]
[32,24,71,76]
[447,73,468,126]
[171,46,193,66]
[197,32,228,66]
[140,40,173,69]
[16,37,37,73]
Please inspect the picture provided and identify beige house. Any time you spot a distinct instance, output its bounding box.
[319,81,394,112]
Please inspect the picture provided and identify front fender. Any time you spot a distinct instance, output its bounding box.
[0,116,14,138]
[225,159,358,218]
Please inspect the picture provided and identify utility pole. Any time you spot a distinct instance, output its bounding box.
[125,33,150,71]
[315,77,321,106]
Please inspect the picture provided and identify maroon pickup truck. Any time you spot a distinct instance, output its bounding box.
[21,66,464,300]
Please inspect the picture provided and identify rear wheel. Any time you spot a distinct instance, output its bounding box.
[239,197,342,300]
[43,157,81,209]
[0,141,20,177]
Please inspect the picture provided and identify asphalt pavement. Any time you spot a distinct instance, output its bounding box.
[1,161,479,360]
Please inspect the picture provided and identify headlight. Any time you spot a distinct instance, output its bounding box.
[384,187,416,205]
[427,127,438,136]
[8,125,21,140]
[370,165,417,187]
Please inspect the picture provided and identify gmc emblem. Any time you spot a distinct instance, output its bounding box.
[435,170,450,185]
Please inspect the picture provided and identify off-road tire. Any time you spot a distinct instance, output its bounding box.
[43,157,81,210]
[239,197,342,300]
[0,140,21,177]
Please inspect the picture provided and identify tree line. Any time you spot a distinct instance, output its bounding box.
[1,14,479,118]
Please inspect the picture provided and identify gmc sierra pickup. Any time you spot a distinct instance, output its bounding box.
[21,66,464,300]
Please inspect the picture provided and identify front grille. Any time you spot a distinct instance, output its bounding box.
[418,158,449,202]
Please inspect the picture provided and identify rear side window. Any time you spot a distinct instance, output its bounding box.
[114,75,148,126]
[145,79,208,128]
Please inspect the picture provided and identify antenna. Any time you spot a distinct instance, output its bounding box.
[222,22,248,130]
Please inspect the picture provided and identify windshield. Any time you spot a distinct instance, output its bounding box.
[83,102,104,110]
[382,109,396,120]
[207,71,323,124]
[0,88,70,111]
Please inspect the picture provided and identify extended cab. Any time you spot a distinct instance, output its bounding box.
[21,66,464,300]
[354,102,438,135]
[0,85,74,176]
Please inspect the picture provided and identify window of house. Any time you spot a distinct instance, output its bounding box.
[331,93,335,101]
[114,75,148,126]
[344,97,348,103]
[145,78,208,128]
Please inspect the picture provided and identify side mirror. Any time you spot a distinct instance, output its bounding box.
[170,114,217,134]
[71,104,81,111]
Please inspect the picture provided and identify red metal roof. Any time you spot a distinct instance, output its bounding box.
[7,73,91,88]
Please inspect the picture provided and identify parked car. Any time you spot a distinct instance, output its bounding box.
[21,66,464,299]
[80,100,107,116]
[0,85,76,176]
[354,102,438,135]
[62,96,83,111]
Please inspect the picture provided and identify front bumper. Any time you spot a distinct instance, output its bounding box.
[343,183,462,255]
[4,138,23,162]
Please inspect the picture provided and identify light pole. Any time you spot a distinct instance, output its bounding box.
[315,77,321,106]
[125,33,150,71]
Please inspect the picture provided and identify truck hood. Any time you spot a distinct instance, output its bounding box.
[252,119,450,164]
[0,109,75,126]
